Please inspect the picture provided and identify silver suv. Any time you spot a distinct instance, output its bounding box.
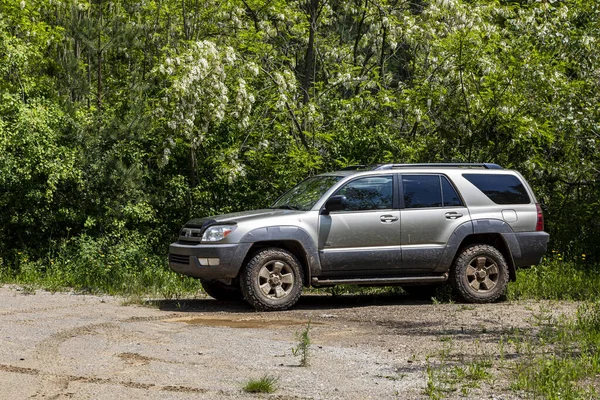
[169,163,549,311]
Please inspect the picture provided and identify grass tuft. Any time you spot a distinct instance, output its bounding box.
[243,375,278,393]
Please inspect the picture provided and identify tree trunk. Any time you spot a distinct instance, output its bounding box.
[97,0,102,111]
[301,0,320,106]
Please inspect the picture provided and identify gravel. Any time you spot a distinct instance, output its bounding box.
[0,286,577,399]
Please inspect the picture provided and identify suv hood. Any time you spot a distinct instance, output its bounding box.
[185,209,302,228]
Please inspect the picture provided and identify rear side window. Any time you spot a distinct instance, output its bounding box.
[441,176,463,207]
[403,175,464,208]
[463,174,530,204]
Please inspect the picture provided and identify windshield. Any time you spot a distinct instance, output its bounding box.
[271,175,342,211]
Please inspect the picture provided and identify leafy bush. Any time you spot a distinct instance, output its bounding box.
[0,231,202,298]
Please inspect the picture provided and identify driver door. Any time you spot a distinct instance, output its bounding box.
[318,175,401,274]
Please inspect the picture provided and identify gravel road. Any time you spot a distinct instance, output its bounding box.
[0,286,576,399]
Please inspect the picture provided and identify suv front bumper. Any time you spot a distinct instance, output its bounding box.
[168,242,252,280]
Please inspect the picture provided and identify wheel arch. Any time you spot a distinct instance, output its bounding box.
[438,219,520,282]
[233,226,322,286]
[241,240,312,286]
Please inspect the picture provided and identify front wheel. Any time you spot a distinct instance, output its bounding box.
[240,248,304,311]
[450,244,509,303]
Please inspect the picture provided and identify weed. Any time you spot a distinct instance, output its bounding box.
[424,357,443,400]
[243,374,278,393]
[499,337,506,364]
[292,321,311,367]
[19,284,36,295]
[377,374,405,381]
[121,294,144,306]
[424,338,494,399]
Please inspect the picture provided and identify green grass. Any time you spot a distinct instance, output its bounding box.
[243,375,278,394]
[507,256,600,301]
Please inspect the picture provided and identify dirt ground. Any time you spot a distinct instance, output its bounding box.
[0,286,577,399]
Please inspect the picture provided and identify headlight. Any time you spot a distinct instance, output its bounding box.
[201,225,236,242]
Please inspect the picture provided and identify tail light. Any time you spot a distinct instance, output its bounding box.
[535,203,544,231]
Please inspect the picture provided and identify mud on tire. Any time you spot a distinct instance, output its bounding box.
[450,244,509,303]
[240,248,304,311]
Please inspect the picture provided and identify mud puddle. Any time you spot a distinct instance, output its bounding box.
[166,316,320,329]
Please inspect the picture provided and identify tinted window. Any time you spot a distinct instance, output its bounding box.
[463,174,530,204]
[441,176,463,207]
[403,175,442,208]
[335,176,393,211]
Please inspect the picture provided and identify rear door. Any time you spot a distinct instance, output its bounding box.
[318,175,401,274]
[400,174,470,271]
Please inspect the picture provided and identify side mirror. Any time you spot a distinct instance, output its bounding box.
[322,195,348,214]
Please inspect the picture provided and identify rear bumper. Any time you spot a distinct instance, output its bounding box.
[512,231,550,267]
[168,242,252,279]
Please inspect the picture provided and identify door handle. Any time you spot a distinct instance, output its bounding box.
[445,212,463,220]
[380,215,399,223]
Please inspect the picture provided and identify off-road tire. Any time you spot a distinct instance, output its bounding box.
[450,244,509,303]
[201,279,243,301]
[240,248,304,311]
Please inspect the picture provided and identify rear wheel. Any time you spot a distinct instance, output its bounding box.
[200,279,243,301]
[450,244,509,303]
[240,248,304,311]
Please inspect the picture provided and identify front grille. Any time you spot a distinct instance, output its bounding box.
[179,228,203,242]
[169,254,190,265]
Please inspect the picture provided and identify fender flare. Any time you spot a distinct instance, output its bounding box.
[436,219,520,281]
[235,226,321,284]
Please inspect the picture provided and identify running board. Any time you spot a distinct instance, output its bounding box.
[311,273,448,286]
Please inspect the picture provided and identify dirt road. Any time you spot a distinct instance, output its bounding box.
[0,286,575,399]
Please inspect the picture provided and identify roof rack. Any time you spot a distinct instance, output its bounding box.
[373,163,503,170]
[340,164,371,171]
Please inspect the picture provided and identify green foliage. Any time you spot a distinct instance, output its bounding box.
[0,232,202,298]
[0,0,599,288]
[242,374,278,394]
